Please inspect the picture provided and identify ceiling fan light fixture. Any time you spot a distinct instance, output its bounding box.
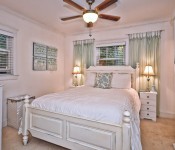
[83,10,98,23]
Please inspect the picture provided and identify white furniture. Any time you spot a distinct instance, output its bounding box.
[7,95,35,129]
[22,65,140,150]
[140,91,157,121]
[0,85,3,150]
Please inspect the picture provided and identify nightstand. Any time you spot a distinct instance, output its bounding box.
[140,91,157,121]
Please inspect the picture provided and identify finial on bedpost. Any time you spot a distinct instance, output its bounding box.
[24,95,30,105]
[122,110,131,150]
[22,95,30,145]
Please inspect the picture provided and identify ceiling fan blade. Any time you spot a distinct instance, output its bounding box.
[99,14,120,21]
[87,22,93,28]
[61,15,82,21]
[95,0,118,11]
[63,0,86,11]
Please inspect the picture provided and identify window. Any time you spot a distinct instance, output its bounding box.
[0,31,14,75]
[96,42,126,66]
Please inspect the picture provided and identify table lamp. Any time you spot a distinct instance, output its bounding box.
[72,66,80,86]
[143,65,154,91]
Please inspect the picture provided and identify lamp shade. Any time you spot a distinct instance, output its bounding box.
[143,65,154,76]
[83,10,98,23]
[72,66,80,74]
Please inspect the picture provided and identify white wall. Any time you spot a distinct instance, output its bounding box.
[64,21,175,118]
[0,9,65,126]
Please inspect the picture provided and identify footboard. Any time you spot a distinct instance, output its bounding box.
[22,96,131,150]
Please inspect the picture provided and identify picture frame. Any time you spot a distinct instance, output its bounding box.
[33,42,57,71]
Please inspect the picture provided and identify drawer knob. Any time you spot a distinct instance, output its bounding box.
[147,108,149,110]
[147,102,149,104]
[147,96,149,98]
[147,114,149,116]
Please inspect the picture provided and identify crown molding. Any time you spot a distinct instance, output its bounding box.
[0,5,65,36]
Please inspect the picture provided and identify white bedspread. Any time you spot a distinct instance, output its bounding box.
[32,86,142,150]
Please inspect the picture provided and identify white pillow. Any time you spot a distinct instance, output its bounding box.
[85,72,96,86]
[111,73,131,89]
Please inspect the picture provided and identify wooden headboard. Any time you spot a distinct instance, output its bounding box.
[86,64,139,91]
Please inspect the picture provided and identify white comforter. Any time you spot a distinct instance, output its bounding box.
[32,86,142,150]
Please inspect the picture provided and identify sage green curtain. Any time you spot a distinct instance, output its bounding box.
[73,39,94,85]
[129,31,161,115]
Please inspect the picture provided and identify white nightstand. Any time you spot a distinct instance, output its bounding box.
[140,91,157,121]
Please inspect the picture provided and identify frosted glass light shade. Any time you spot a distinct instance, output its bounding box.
[83,11,98,23]
[143,65,154,76]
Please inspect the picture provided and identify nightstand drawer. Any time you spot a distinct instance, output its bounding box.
[140,111,156,119]
[140,92,156,100]
[141,105,156,112]
[141,99,156,106]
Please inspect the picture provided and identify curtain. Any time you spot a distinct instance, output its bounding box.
[73,39,94,85]
[129,31,161,115]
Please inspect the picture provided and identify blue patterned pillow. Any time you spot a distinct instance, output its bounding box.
[94,73,113,89]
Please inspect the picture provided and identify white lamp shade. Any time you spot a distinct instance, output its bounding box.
[83,12,98,23]
[143,65,154,76]
[73,66,80,74]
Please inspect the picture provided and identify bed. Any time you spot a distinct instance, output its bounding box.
[22,65,142,150]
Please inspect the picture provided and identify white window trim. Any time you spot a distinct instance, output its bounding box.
[0,75,18,81]
[0,24,18,81]
[95,38,129,66]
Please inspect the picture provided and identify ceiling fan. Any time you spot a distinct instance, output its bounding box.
[61,0,120,28]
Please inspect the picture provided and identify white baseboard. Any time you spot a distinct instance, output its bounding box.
[159,112,175,119]
[2,119,7,127]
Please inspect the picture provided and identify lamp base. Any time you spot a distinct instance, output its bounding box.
[73,75,78,87]
[146,78,150,92]
[146,88,150,92]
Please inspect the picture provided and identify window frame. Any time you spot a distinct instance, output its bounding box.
[95,39,129,66]
[0,25,18,81]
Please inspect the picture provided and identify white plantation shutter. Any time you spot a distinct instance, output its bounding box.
[96,43,126,66]
[0,32,14,74]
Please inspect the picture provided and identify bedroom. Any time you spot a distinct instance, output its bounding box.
[0,0,175,150]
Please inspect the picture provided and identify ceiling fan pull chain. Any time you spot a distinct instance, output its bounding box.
[89,28,92,37]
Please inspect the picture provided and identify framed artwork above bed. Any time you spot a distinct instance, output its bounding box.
[33,42,57,71]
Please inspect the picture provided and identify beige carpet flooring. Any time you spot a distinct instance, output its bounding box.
[2,118,175,150]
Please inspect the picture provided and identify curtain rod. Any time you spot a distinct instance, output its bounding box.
[95,37,128,43]
[126,30,164,36]
[73,38,95,43]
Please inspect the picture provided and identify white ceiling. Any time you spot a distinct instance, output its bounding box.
[0,0,175,35]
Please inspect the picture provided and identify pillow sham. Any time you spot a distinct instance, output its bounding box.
[94,73,113,89]
[111,73,131,89]
[85,72,96,86]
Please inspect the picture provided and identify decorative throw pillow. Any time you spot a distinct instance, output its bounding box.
[94,73,113,89]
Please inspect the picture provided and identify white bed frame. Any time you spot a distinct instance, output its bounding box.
[22,64,139,150]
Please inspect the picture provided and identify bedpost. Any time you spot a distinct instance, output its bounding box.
[136,63,139,92]
[22,95,30,145]
[122,110,131,150]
